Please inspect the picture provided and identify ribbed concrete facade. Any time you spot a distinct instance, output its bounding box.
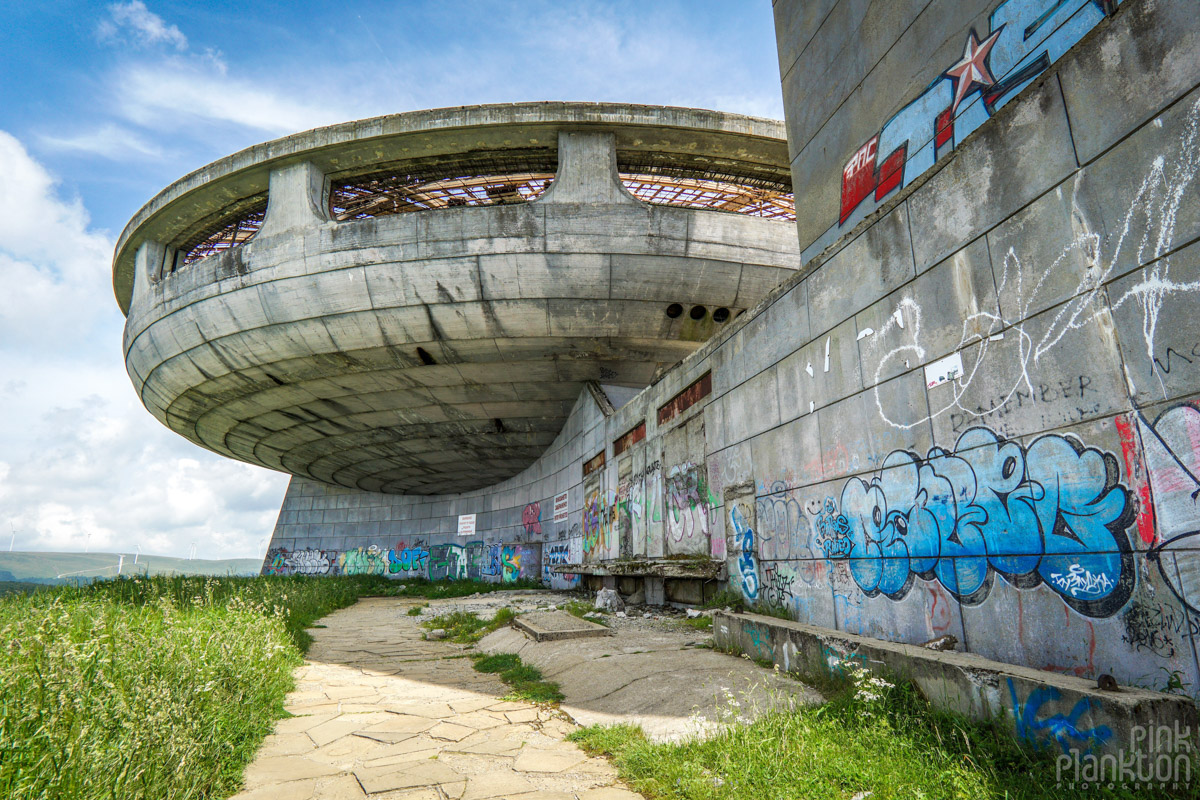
[116,105,801,495]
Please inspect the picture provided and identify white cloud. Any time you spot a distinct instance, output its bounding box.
[114,58,350,135]
[0,132,288,559]
[0,132,113,351]
[39,123,164,160]
[98,1,188,51]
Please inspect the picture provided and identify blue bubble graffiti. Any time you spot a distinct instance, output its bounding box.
[731,503,759,602]
[1007,678,1112,755]
[388,545,428,575]
[822,428,1134,617]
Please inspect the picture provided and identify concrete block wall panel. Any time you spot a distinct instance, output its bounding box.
[777,0,1123,258]
[252,1,1200,715]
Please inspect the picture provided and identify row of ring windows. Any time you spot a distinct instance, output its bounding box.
[170,168,794,270]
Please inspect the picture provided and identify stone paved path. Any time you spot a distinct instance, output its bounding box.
[231,597,644,800]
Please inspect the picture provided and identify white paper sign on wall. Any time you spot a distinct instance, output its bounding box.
[457,514,476,536]
[924,352,964,389]
[553,491,569,523]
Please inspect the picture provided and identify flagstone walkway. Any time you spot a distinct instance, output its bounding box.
[230,597,644,800]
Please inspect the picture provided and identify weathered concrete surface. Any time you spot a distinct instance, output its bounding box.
[714,611,1198,757]
[230,597,644,800]
[113,102,792,310]
[262,0,1200,717]
[120,105,800,495]
[513,611,613,642]
[480,617,822,742]
[775,0,1122,257]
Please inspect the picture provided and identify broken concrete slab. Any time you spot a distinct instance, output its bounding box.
[513,610,613,642]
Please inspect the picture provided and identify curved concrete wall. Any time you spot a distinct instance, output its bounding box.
[267,0,1200,717]
[123,128,799,494]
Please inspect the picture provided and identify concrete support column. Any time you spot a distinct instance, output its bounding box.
[644,576,665,606]
[131,239,168,307]
[258,161,330,238]
[537,131,639,205]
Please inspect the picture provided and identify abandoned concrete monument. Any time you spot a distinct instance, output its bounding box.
[114,0,1200,757]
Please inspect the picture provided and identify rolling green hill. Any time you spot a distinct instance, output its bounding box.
[0,551,261,583]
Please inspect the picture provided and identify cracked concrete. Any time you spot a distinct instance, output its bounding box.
[478,612,822,742]
[231,597,644,800]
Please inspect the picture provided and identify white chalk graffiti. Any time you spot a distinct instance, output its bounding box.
[862,98,1200,430]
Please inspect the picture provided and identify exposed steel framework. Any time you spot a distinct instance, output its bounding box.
[331,173,555,220]
[177,201,267,268]
[175,162,795,266]
[620,174,794,220]
[329,167,796,222]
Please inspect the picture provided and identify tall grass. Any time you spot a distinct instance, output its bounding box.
[569,673,1175,800]
[0,573,552,799]
[0,582,302,799]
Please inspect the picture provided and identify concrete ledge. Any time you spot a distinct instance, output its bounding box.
[714,612,1198,757]
[513,611,613,642]
[551,559,725,580]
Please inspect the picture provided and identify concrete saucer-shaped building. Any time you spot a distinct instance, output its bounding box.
[115,103,800,496]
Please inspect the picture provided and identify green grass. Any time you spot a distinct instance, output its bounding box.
[680,614,713,631]
[0,572,554,800]
[0,575,352,800]
[567,677,1179,800]
[423,606,518,644]
[563,599,610,626]
[384,577,544,599]
[407,604,426,616]
[473,652,564,704]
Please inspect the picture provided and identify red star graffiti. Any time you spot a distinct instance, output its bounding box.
[944,26,1004,115]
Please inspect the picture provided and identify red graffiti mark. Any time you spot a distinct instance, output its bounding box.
[840,136,878,224]
[1042,608,1096,678]
[935,106,954,149]
[927,584,953,635]
[522,502,542,535]
[873,145,906,202]
[1114,413,1157,545]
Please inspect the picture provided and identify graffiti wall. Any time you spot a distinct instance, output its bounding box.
[838,0,1116,229]
[265,0,1200,702]
[543,530,583,590]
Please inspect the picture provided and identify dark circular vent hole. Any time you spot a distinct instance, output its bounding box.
[690,305,707,320]
[665,303,684,318]
[712,307,731,323]
[416,347,437,365]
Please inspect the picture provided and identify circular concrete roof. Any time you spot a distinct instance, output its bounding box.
[112,102,791,313]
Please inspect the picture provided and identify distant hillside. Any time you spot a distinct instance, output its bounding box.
[0,551,262,583]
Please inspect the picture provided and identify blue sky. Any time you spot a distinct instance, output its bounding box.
[0,1,783,559]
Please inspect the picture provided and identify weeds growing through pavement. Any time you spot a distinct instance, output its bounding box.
[422,606,518,644]
[562,599,610,626]
[473,652,564,704]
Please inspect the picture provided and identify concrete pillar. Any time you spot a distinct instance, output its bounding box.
[131,239,168,307]
[644,576,665,606]
[537,131,639,205]
[257,161,330,238]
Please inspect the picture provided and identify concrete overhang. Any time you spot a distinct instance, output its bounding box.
[112,102,790,314]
